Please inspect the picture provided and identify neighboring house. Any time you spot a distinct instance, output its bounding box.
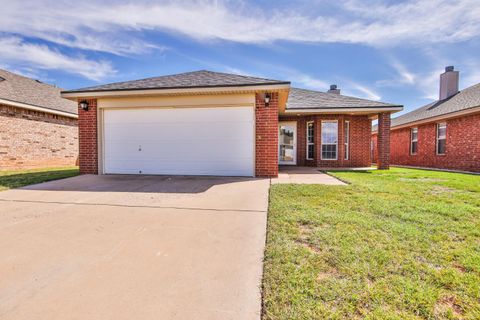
[0,69,78,170]
[61,70,402,177]
[372,66,480,173]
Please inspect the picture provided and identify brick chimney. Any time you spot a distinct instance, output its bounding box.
[439,66,459,100]
[327,84,340,94]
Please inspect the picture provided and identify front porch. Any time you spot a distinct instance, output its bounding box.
[277,112,391,171]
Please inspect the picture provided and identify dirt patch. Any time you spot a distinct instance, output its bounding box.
[399,178,447,182]
[317,269,339,281]
[434,296,464,318]
[429,185,457,195]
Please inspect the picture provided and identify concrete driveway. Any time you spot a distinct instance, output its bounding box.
[0,175,270,320]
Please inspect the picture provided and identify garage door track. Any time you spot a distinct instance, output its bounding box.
[0,175,270,320]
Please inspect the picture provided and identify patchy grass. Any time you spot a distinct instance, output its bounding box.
[263,168,480,319]
[0,167,79,191]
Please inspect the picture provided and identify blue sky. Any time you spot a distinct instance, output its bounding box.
[1,0,479,116]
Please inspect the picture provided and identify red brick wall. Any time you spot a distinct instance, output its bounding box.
[279,114,371,168]
[0,104,78,170]
[255,93,278,177]
[78,99,98,174]
[377,112,391,169]
[385,113,480,172]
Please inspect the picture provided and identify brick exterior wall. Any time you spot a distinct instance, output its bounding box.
[377,112,391,169]
[78,99,98,174]
[279,114,372,168]
[373,112,480,172]
[255,93,279,177]
[0,104,78,170]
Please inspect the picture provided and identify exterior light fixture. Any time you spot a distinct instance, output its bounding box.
[79,100,89,111]
[264,93,271,106]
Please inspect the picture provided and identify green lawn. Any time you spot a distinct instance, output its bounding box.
[0,167,79,191]
[263,168,480,319]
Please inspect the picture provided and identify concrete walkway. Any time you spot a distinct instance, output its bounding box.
[271,166,347,185]
[0,175,270,320]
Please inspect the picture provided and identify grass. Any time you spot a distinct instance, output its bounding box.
[263,168,480,319]
[0,167,79,191]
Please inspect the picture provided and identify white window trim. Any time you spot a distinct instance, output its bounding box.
[344,121,350,160]
[436,122,447,155]
[306,121,314,160]
[410,127,418,155]
[321,120,338,161]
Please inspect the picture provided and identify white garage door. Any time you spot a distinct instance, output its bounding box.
[103,107,254,176]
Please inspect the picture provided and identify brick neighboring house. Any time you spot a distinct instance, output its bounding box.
[372,66,480,173]
[61,70,402,177]
[0,69,78,170]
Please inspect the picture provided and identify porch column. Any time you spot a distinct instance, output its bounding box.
[377,112,391,170]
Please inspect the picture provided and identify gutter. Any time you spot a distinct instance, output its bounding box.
[61,83,291,99]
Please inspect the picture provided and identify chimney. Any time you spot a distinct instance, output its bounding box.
[328,84,340,94]
[439,66,459,100]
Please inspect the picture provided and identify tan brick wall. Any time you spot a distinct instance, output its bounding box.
[0,104,78,170]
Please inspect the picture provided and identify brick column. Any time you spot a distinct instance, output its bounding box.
[377,112,390,170]
[255,93,278,177]
[78,99,98,174]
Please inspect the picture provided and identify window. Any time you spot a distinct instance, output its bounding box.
[344,121,350,160]
[321,121,338,160]
[410,128,418,155]
[437,123,446,155]
[306,121,314,160]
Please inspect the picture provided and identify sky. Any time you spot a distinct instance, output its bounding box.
[1,0,479,116]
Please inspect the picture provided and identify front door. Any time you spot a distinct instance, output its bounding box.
[279,122,297,165]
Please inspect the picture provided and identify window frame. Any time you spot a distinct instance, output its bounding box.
[306,121,315,160]
[436,122,447,155]
[410,127,418,155]
[321,120,338,161]
[344,120,350,160]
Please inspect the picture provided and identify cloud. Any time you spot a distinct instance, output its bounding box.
[1,0,479,53]
[344,83,382,101]
[0,37,116,81]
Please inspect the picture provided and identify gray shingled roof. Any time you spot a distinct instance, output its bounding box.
[287,87,401,110]
[387,83,480,129]
[0,69,77,115]
[63,70,290,93]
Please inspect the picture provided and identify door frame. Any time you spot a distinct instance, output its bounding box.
[278,121,297,165]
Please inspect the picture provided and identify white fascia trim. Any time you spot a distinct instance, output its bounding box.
[61,84,291,99]
[285,106,403,114]
[390,106,480,131]
[0,98,78,119]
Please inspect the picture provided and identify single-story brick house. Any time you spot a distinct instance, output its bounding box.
[0,69,78,170]
[372,66,480,173]
[62,70,402,177]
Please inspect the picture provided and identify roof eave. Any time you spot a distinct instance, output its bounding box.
[0,98,78,118]
[61,82,291,99]
[284,106,403,114]
[388,105,480,131]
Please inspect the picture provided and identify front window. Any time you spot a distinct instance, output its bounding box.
[410,128,418,155]
[321,121,338,160]
[344,121,350,160]
[437,123,446,155]
[306,121,314,160]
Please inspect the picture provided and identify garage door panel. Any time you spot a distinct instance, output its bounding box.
[105,122,252,141]
[103,107,254,176]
